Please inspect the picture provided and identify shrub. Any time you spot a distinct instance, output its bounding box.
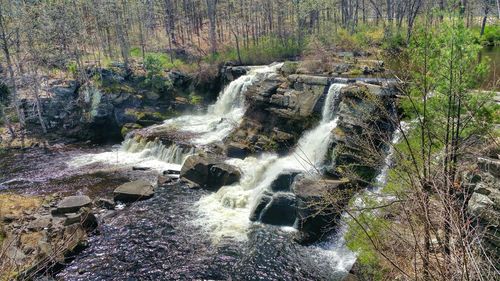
[213,35,302,65]
[66,61,78,78]
[189,94,203,105]
[481,25,500,46]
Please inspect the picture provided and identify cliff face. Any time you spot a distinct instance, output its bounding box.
[20,66,223,143]
[219,69,398,242]
[225,73,329,156]
[327,83,396,183]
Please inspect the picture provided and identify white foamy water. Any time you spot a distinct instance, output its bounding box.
[333,122,405,273]
[195,84,346,241]
[152,63,284,145]
[68,63,282,170]
[68,144,183,172]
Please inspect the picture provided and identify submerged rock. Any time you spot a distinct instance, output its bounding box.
[114,180,155,202]
[54,195,92,214]
[180,155,241,191]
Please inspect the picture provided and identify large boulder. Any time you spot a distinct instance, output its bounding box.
[54,195,92,214]
[467,168,500,265]
[270,170,301,192]
[114,180,155,202]
[250,191,273,221]
[259,193,297,226]
[292,176,354,243]
[223,66,249,81]
[180,155,241,190]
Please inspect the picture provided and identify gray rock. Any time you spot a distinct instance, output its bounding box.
[114,180,155,202]
[250,192,273,221]
[478,157,500,177]
[223,66,249,81]
[270,171,301,192]
[226,142,251,159]
[180,155,241,191]
[259,193,297,226]
[55,195,92,214]
[95,198,115,210]
[292,176,352,243]
[27,215,52,231]
[157,175,173,186]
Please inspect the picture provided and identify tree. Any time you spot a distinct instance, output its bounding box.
[0,2,24,130]
[341,13,499,280]
[207,0,218,55]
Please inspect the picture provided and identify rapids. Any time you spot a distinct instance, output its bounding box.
[195,84,347,241]
[0,64,401,280]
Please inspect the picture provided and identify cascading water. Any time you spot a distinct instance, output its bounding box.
[69,63,283,171]
[153,63,284,145]
[68,139,191,172]
[329,122,406,273]
[195,83,347,241]
[122,138,196,164]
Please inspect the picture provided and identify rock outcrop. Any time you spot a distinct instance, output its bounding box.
[54,195,92,214]
[292,176,354,243]
[327,83,395,183]
[114,180,155,202]
[0,194,99,279]
[180,154,241,190]
[467,156,500,267]
[21,64,223,143]
[226,74,328,155]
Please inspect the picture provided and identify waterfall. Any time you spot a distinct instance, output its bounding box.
[329,123,406,274]
[69,63,282,171]
[157,63,284,145]
[68,137,195,172]
[195,83,346,241]
[122,138,195,165]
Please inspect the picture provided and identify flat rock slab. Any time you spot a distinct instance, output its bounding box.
[114,180,154,202]
[55,195,92,214]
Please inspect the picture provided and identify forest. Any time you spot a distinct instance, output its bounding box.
[0,0,499,280]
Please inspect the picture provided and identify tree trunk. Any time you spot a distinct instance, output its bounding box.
[207,0,218,55]
[480,8,488,36]
[0,5,25,127]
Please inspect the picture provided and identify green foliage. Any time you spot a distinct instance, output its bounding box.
[130,47,142,57]
[144,54,164,79]
[134,48,194,71]
[66,61,78,78]
[402,20,496,147]
[143,54,173,92]
[345,204,387,280]
[189,94,203,105]
[382,31,406,51]
[213,36,301,65]
[474,25,500,46]
[344,17,499,279]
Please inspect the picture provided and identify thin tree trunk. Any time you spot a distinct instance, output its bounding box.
[0,5,25,127]
[207,0,218,55]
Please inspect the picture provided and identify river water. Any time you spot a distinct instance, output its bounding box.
[1,64,360,280]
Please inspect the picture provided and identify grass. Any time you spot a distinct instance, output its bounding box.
[0,193,42,218]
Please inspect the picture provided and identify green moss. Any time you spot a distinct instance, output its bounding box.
[121,123,143,137]
[189,94,203,105]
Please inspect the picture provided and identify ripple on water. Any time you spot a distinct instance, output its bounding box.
[57,184,352,281]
